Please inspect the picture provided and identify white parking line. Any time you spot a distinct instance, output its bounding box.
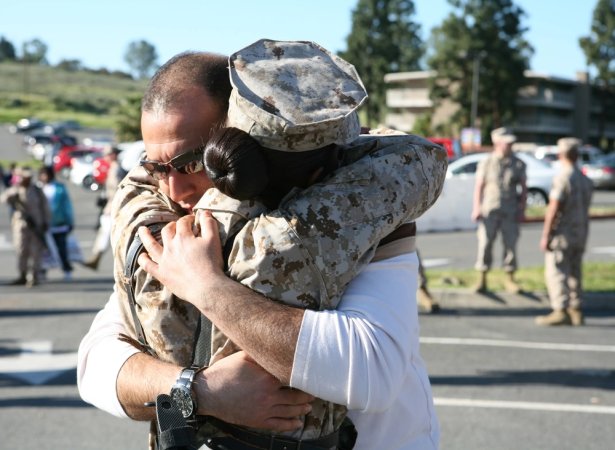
[434,397,615,414]
[420,337,615,353]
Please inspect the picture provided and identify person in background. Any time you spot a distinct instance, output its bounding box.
[536,137,593,326]
[471,127,527,294]
[38,166,75,280]
[4,162,18,187]
[417,250,440,313]
[1,166,50,287]
[83,146,124,270]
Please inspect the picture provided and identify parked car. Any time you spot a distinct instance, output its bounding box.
[446,151,556,206]
[24,133,78,161]
[53,146,103,178]
[582,153,615,189]
[9,117,46,134]
[69,151,104,190]
[534,144,603,168]
[427,137,461,160]
[92,155,110,186]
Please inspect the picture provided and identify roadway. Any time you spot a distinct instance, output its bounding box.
[1,124,614,449]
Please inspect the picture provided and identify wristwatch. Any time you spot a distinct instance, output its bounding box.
[169,366,198,419]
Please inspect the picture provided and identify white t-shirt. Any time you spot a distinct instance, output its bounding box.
[77,252,439,450]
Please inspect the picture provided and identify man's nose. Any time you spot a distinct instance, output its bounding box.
[167,172,193,203]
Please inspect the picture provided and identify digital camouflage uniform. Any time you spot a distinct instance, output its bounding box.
[544,163,593,311]
[111,39,447,447]
[474,153,526,273]
[1,170,50,283]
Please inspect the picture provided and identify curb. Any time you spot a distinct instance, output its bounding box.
[523,213,615,224]
[428,289,615,311]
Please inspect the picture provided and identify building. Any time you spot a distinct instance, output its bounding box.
[384,70,615,150]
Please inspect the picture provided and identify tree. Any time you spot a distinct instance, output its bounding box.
[56,59,83,72]
[124,40,158,79]
[428,0,533,142]
[22,38,48,64]
[580,0,615,149]
[0,36,16,62]
[114,94,143,142]
[340,0,424,126]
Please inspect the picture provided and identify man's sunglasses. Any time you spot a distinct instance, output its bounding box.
[140,146,205,180]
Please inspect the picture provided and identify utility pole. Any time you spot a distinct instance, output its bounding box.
[470,54,482,129]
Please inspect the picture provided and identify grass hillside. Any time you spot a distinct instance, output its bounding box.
[0,62,147,129]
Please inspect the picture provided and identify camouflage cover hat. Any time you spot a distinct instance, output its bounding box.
[227,39,368,152]
[491,127,517,144]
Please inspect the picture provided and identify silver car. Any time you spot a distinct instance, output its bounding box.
[446,151,556,206]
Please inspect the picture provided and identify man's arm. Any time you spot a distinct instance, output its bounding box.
[540,197,560,252]
[137,212,418,409]
[77,291,313,431]
[471,176,485,222]
[517,174,528,222]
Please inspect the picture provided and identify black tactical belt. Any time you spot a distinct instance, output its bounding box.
[378,221,416,247]
[206,416,339,450]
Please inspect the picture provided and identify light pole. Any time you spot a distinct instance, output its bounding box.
[470,51,486,129]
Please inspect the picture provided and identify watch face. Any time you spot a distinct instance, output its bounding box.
[170,386,194,418]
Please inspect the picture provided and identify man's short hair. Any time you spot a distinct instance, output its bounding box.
[142,52,232,117]
[557,137,581,161]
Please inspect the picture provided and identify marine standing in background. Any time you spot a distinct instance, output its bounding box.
[1,167,51,287]
[471,127,527,293]
[536,137,593,326]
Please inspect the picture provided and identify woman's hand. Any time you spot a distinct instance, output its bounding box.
[137,211,224,305]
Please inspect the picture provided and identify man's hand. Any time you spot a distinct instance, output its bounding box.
[540,235,549,252]
[471,208,482,222]
[197,351,313,432]
[137,212,224,304]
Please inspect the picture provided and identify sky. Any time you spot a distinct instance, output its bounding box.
[1,0,595,80]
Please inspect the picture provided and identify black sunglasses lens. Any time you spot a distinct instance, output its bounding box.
[141,161,168,180]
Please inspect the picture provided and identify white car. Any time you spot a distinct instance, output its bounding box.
[417,151,555,232]
[447,151,554,206]
[69,152,103,190]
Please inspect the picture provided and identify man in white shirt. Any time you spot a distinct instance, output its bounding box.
[78,48,440,450]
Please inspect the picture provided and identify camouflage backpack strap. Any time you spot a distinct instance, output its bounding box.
[122,222,167,355]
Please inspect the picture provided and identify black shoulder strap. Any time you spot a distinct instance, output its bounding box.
[123,222,214,366]
[123,223,167,354]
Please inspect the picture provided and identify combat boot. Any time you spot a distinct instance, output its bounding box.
[504,272,521,294]
[567,307,585,326]
[535,310,572,326]
[10,272,27,285]
[83,252,102,271]
[417,286,441,313]
[472,271,488,293]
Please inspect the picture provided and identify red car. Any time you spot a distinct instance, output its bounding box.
[92,156,110,186]
[53,146,102,178]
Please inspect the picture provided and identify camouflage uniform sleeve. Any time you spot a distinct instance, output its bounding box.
[198,134,447,312]
[110,166,200,366]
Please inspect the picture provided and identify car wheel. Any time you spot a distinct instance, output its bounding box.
[82,175,95,189]
[527,188,548,207]
[60,167,71,179]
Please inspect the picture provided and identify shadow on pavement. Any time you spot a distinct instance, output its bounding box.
[430,367,615,389]
[0,396,90,408]
[0,308,101,318]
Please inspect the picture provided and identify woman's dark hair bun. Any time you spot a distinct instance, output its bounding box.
[204,127,269,200]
